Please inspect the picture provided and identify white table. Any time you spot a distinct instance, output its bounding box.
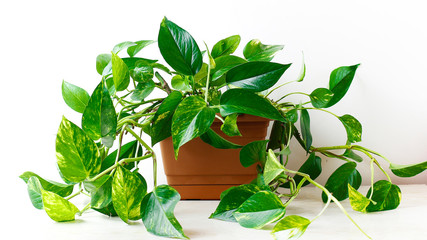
[9,185,427,240]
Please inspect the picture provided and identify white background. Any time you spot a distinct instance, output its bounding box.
[1,0,426,224]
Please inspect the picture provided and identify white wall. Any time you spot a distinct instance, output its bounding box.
[2,0,426,199]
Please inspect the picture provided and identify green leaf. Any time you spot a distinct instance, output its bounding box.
[100,140,143,172]
[295,53,306,82]
[211,35,241,58]
[56,116,101,183]
[91,176,113,209]
[204,42,216,69]
[272,215,311,240]
[151,91,183,145]
[112,166,147,222]
[310,88,334,108]
[20,172,74,198]
[200,128,242,149]
[82,82,117,148]
[41,189,80,222]
[264,149,286,185]
[171,75,191,91]
[61,80,90,113]
[366,180,401,212]
[286,109,298,123]
[158,17,202,76]
[26,176,44,209]
[348,184,370,213]
[96,53,112,75]
[210,184,260,222]
[339,114,362,143]
[112,41,137,54]
[130,60,154,83]
[211,55,247,86]
[327,64,360,107]
[243,39,284,62]
[239,140,269,167]
[83,175,110,193]
[343,149,363,162]
[131,80,155,101]
[141,185,188,239]
[220,89,285,121]
[194,63,208,87]
[267,120,292,150]
[111,52,130,91]
[300,109,312,152]
[172,96,215,158]
[127,40,155,57]
[283,153,321,188]
[221,113,242,137]
[234,191,286,229]
[389,161,427,177]
[321,162,362,203]
[226,61,291,92]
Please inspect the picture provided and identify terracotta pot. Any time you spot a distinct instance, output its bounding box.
[160,114,270,200]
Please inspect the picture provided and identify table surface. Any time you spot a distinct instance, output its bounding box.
[8,184,427,240]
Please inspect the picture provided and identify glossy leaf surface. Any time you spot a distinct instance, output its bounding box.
[96,53,112,75]
[327,64,359,107]
[322,162,361,202]
[234,191,286,229]
[211,35,241,58]
[101,140,142,172]
[158,17,202,76]
[151,91,183,145]
[111,53,130,91]
[171,75,191,91]
[239,140,268,167]
[26,176,44,209]
[221,113,241,136]
[112,41,136,54]
[348,184,370,213]
[112,166,146,222]
[200,129,242,149]
[61,80,90,113]
[272,215,311,240]
[366,180,401,212]
[243,39,284,62]
[389,161,427,177]
[82,82,117,148]
[339,114,362,143]
[210,184,260,222]
[283,153,321,188]
[130,60,154,83]
[42,190,79,222]
[211,55,247,86]
[131,80,155,101]
[56,116,101,183]
[226,61,291,92]
[264,150,286,184]
[300,109,312,152]
[220,89,285,121]
[172,96,215,158]
[127,40,155,57]
[310,88,334,108]
[91,176,113,209]
[20,171,74,198]
[343,149,363,162]
[141,185,188,239]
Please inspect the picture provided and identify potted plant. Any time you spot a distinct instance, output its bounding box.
[19,17,427,239]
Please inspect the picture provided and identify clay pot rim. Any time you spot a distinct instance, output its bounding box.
[214,114,271,123]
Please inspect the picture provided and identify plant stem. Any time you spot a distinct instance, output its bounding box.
[78,202,92,216]
[125,126,158,187]
[115,126,126,164]
[65,189,83,201]
[205,62,211,103]
[300,107,339,118]
[265,80,298,98]
[276,92,310,102]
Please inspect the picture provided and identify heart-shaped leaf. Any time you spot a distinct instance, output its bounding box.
[141,185,188,239]
[112,166,147,222]
[243,39,284,62]
[42,189,80,222]
[310,88,334,108]
[127,40,155,57]
[322,162,362,203]
[56,116,101,183]
[389,161,427,177]
[282,153,322,188]
[272,215,311,240]
[61,80,90,113]
[239,140,269,167]
[150,91,183,146]
[234,191,286,229]
[211,55,247,86]
[210,184,260,222]
[130,60,154,83]
[365,180,401,212]
[339,114,362,143]
[158,17,202,76]
[20,172,74,199]
[221,113,242,137]
[171,75,192,91]
[82,82,117,148]
[200,128,242,149]
[211,35,241,58]
[327,64,360,107]
[111,53,130,91]
[264,150,286,184]
[172,96,215,158]
[226,61,291,92]
[300,109,312,152]
[348,184,371,213]
[131,80,155,102]
[220,89,285,122]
